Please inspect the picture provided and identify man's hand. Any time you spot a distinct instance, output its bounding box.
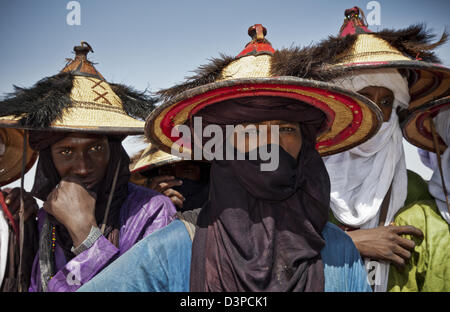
[149,175,185,209]
[43,178,97,248]
[2,187,38,223]
[346,225,423,271]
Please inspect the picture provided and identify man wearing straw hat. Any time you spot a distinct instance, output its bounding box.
[0,42,177,292]
[130,141,210,212]
[389,96,450,291]
[305,7,449,291]
[0,128,38,291]
[79,24,383,292]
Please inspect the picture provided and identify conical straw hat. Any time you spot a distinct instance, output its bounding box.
[321,7,450,110]
[146,24,383,157]
[130,143,182,173]
[0,42,155,135]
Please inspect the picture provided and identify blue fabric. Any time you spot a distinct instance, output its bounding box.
[78,220,371,292]
[321,222,372,292]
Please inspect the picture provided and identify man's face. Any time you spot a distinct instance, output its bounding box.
[158,161,202,181]
[231,120,302,160]
[358,86,395,122]
[50,133,110,191]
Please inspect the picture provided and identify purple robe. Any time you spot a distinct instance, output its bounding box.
[29,183,176,292]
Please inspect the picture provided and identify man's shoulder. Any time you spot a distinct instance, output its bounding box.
[121,183,176,224]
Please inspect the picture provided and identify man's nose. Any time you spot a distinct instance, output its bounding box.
[72,154,92,176]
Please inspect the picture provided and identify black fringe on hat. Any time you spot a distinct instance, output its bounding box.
[109,83,158,120]
[156,43,354,101]
[157,54,235,101]
[0,72,74,128]
[271,35,357,81]
[312,24,448,65]
[373,24,448,63]
[0,73,157,128]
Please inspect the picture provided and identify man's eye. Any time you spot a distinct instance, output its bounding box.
[60,149,72,156]
[280,127,296,132]
[90,145,103,152]
[380,98,393,107]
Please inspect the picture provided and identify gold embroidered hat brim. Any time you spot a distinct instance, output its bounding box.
[401,96,450,153]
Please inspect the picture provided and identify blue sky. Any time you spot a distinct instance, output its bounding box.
[1,0,449,189]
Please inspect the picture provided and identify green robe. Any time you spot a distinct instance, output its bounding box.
[329,170,450,291]
[388,172,450,292]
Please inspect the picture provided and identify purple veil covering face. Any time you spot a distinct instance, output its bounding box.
[189,96,330,292]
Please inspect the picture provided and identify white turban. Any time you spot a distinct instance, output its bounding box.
[323,68,410,292]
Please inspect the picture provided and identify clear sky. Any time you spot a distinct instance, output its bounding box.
[1,0,449,190]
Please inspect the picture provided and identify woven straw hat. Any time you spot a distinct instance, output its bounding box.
[401,96,449,153]
[146,24,383,157]
[322,7,450,110]
[0,128,37,186]
[0,42,155,135]
[130,143,182,174]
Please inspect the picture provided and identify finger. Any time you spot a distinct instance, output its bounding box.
[157,180,183,192]
[149,176,176,189]
[391,254,407,272]
[151,176,176,184]
[389,253,406,269]
[395,235,416,251]
[163,189,185,201]
[169,196,184,209]
[391,225,423,238]
[393,244,412,261]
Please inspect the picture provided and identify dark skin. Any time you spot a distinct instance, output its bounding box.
[148,161,202,209]
[232,120,302,159]
[346,86,424,270]
[358,86,395,122]
[44,133,110,247]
